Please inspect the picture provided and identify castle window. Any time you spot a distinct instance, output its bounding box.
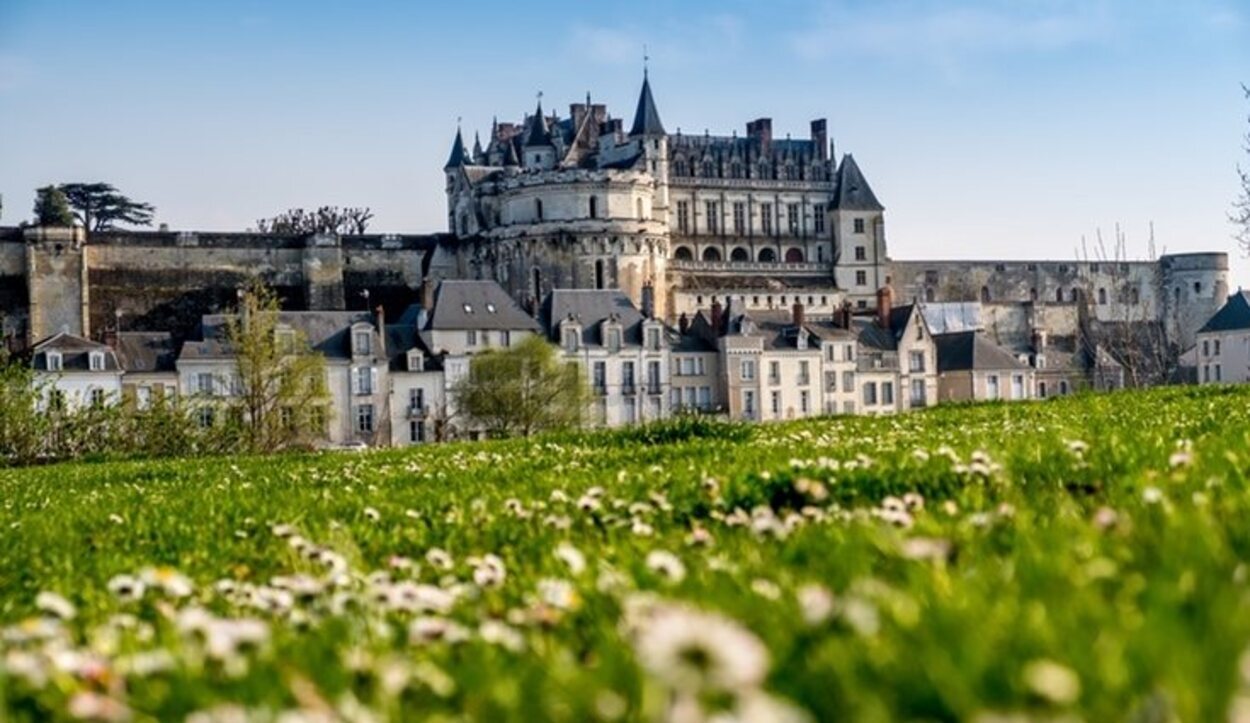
[925,287,935,302]
[1056,288,1064,303]
[980,286,991,303]
[636,198,645,220]
[674,246,693,261]
[1098,288,1107,305]
[730,247,749,262]
[1029,288,1038,301]
[1194,281,1202,294]
[1130,287,1140,305]
[758,162,771,180]
[813,204,825,234]
[589,197,598,219]
[761,204,774,235]
[701,160,714,178]
[535,199,544,221]
[856,270,867,286]
[676,201,690,233]
[705,201,720,234]
[702,247,722,262]
[785,248,804,263]
[854,218,865,234]
[732,202,745,234]
[787,203,801,235]
[730,161,743,179]
[674,160,688,176]
[758,248,777,263]
[595,259,606,290]
[855,246,866,261]
[1070,288,1079,303]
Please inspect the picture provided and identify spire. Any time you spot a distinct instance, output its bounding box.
[443,126,469,171]
[472,131,484,161]
[831,154,884,211]
[523,98,552,148]
[503,139,520,167]
[629,72,666,137]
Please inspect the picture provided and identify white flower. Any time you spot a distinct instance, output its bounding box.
[1023,659,1081,704]
[1143,486,1164,504]
[425,548,454,571]
[536,578,579,610]
[271,523,297,538]
[479,620,525,652]
[35,591,76,620]
[633,603,770,692]
[364,507,381,522]
[900,537,952,562]
[409,616,468,645]
[645,551,687,584]
[140,567,193,598]
[471,554,507,588]
[750,579,781,600]
[1169,450,1193,469]
[67,692,131,722]
[631,519,655,537]
[554,542,586,575]
[796,584,834,626]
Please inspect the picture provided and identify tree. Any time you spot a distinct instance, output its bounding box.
[454,336,587,438]
[255,206,374,235]
[58,182,155,232]
[1236,84,1250,254]
[33,186,74,227]
[0,354,51,464]
[223,281,330,453]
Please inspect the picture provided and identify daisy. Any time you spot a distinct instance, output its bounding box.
[35,591,76,620]
[645,551,686,584]
[633,603,769,692]
[554,542,586,575]
[140,567,193,598]
[796,584,834,626]
[425,548,454,571]
[536,578,578,610]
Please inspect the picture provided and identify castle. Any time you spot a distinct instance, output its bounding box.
[0,73,1230,372]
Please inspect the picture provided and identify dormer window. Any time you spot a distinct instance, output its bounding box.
[407,350,424,372]
[353,329,372,356]
[47,351,63,371]
[276,329,297,353]
[607,328,621,353]
[563,328,579,353]
[486,303,496,313]
[646,327,661,351]
[463,303,473,314]
[89,351,105,371]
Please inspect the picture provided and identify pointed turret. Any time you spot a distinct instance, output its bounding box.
[503,140,520,167]
[443,127,469,171]
[831,154,884,211]
[472,132,484,163]
[629,72,665,137]
[523,102,552,148]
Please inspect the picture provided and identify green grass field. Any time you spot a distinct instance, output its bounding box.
[4,386,1250,722]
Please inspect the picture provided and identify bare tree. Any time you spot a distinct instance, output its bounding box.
[256,206,373,235]
[1235,84,1250,254]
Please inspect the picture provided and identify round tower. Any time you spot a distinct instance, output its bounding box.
[1159,252,1229,349]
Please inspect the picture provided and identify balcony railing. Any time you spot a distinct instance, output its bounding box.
[668,260,829,274]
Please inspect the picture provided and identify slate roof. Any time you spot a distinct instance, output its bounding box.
[522,102,553,148]
[1198,291,1250,333]
[426,280,542,332]
[831,154,883,211]
[383,324,441,372]
[115,332,176,373]
[183,311,377,361]
[629,74,666,137]
[934,331,1029,373]
[851,305,920,351]
[540,289,646,346]
[723,309,822,351]
[444,128,469,170]
[920,302,983,335]
[31,332,121,372]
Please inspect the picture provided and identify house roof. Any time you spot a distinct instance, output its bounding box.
[184,311,377,361]
[444,128,469,170]
[31,332,120,372]
[1198,291,1250,333]
[853,304,920,351]
[426,280,542,332]
[522,102,553,148]
[831,154,883,211]
[934,331,1029,372]
[920,302,983,335]
[540,289,647,346]
[383,324,441,372]
[115,332,176,373]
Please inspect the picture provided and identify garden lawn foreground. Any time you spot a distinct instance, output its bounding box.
[3,386,1250,721]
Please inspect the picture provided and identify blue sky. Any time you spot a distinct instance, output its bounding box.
[2,1,1248,281]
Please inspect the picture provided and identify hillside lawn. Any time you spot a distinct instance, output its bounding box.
[3,386,1250,721]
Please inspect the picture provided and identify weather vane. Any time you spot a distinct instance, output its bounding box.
[643,44,650,77]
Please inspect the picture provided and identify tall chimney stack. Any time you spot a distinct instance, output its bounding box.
[710,300,724,336]
[641,281,655,320]
[810,119,828,161]
[375,305,387,358]
[792,301,805,329]
[876,285,893,329]
[678,312,689,335]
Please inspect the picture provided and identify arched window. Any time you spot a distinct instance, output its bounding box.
[1056,288,1064,303]
[674,246,694,261]
[730,162,743,179]
[758,248,777,263]
[925,287,935,302]
[1029,288,1038,301]
[784,248,805,263]
[1070,288,1079,303]
[595,259,605,290]
[1130,287,1140,305]
[730,247,750,262]
[702,247,722,262]
[757,163,771,180]
[535,199,544,221]
[674,160,688,176]
[701,160,714,178]
[588,197,598,219]
[1098,288,1107,305]
[980,286,991,303]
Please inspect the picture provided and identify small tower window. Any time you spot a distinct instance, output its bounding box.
[595,259,606,290]
[589,197,598,219]
[535,199,544,220]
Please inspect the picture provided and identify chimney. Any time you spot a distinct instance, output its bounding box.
[103,328,118,349]
[747,118,773,155]
[792,301,805,329]
[375,305,387,358]
[876,285,893,329]
[810,119,828,161]
[710,300,724,336]
[641,281,655,320]
[678,312,690,335]
[838,302,853,330]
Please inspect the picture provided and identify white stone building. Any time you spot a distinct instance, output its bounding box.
[31,332,123,410]
[1195,291,1250,385]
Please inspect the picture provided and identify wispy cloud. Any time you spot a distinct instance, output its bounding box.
[789,1,1114,71]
